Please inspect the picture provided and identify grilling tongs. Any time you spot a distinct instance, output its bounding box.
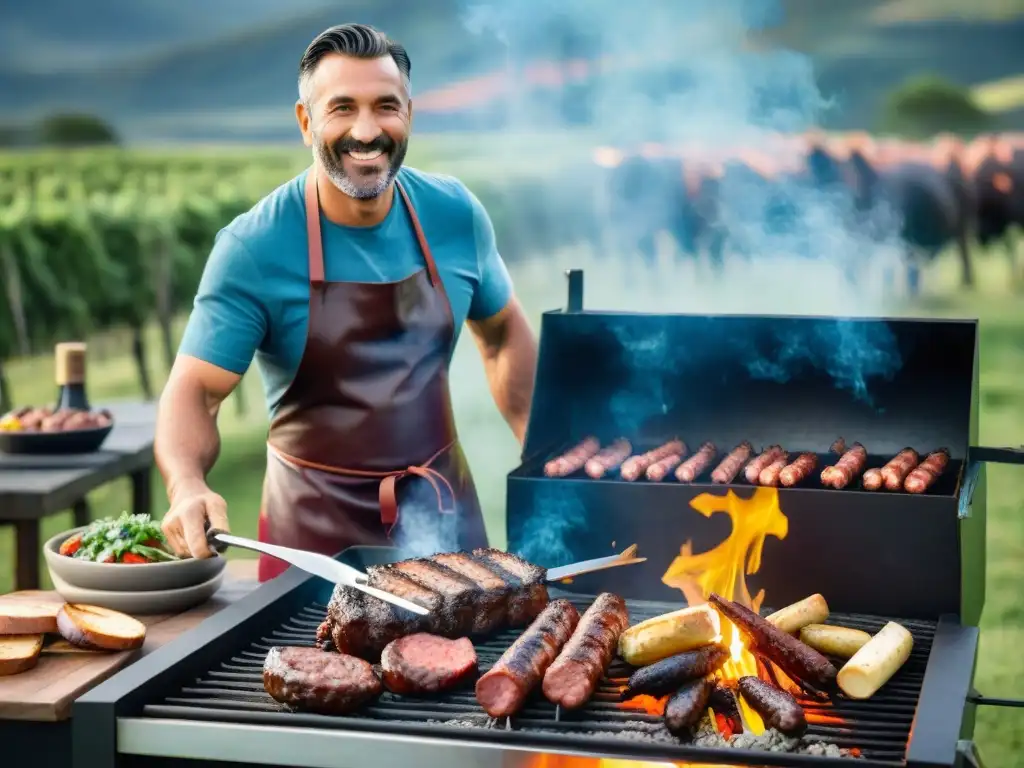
[205,528,646,616]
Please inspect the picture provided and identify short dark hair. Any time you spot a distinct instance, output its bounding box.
[298,23,412,101]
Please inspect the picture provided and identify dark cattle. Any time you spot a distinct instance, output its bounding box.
[971,142,1024,282]
[603,153,698,264]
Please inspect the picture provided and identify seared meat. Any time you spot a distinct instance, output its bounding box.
[472,547,550,626]
[380,633,478,694]
[263,646,382,715]
[431,552,510,633]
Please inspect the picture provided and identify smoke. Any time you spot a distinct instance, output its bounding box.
[455,0,910,317]
[454,0,911,564]
[511,488,586,568]
[391,475,461,558]
[738,321,903,406]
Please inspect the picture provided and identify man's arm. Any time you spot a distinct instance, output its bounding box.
[467,297,537,445]
[156,229,269,556]
[463,185,538,445]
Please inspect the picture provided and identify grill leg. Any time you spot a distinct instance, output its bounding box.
[956,740,986,768]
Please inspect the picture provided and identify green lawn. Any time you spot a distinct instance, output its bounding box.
[2,243,1024,763]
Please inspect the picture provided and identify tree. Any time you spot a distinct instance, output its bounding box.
[882,75,993,138]
[37,113,119,147]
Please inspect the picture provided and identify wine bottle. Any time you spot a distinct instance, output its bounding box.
[54,341,90,412]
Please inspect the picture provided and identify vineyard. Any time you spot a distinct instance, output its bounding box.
[0,145,607,411]
[0,149,312,410]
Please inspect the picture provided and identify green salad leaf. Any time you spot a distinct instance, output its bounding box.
[74,511,179,563]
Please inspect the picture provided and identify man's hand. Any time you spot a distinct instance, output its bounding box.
[161,478,230,559]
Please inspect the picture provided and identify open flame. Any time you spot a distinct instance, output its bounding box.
[662,487,790,737]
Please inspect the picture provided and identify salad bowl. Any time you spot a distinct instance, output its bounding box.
[44,513,226,592]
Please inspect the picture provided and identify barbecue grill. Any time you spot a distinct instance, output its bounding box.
[72,269,1023,768]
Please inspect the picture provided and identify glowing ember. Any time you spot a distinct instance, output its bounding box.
[661,487,790,737]
[524,757,698,768]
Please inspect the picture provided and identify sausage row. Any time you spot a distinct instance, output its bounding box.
[543,436,951,493]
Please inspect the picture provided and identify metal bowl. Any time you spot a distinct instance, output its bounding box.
[0,423,113,454]
[44,526,227,592]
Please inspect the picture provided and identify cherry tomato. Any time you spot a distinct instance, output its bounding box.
[59,533,83,557]
[121,552,150,564]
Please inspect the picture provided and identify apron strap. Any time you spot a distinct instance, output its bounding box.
[304,169,326,286]
[379,466,456,535]
[395,181,444,292]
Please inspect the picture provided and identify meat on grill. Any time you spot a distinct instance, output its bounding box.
[476,599,580,717]
[821,442,868,489]
[664,677,714,737]
[380,634,478,695]
[473,547,550,626]
[779,452,817,487]
[675,441,717,483]
[758,453,790,487]
[738,676,807,736]
[318,549,550,660]
[904,448,950,493]
[745,445,785,484]
[711,441,753,484]
[263,646,382,715]
[585,438,633,478]
[645,453,684,481]
[542,593,629,709]
[881,448,920,491]
[544,437,600,477]
[862,467,884,491]
[620,440,686,481]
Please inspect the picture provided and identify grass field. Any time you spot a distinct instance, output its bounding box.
[2,242,1023,763]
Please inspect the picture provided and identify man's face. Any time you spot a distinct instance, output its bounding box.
[297,53,411,200]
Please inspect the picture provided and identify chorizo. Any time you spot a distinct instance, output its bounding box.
[674,441,717,483]
[821,442,868,489]
[904,448,950,494]
[880,448,920,491]
[711,441,753,484]
[779,452,817,487]
[744,445,785,484]
[620,440,686,482]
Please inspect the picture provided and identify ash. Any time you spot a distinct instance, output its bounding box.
[692,716,856,759]
[426,713,857,759]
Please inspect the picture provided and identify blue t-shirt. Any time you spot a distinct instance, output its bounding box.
[177,166,513,417]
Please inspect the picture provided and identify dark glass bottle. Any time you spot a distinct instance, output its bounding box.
[54,341,90,411]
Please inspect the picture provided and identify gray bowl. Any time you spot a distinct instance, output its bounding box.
[43,526,226,592]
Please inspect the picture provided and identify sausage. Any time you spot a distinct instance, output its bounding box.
[545,437,600,477]
[744,445,785,484]
[620,440,686,482]
[862,468,883,491]
[737,676,807,736]
[542,593,629,709]
[779,452,817,487]
[646,453,684,481]
[621,644,729,699]
[881,448,920,491]
[584,439,633,479]
[674,441,717,483]
[475,599,580,717]
[711,441,753,484]
[757,454,790,487]
[664,677,714,737]
[821,442,868,489]
[904,448,950,494]
[708,594,837,689]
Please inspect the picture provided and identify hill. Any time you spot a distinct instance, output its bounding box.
[2,0,1024,142]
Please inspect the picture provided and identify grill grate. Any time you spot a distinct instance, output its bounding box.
[142,594,935,766]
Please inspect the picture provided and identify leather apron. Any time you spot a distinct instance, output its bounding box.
[255,168,489,581]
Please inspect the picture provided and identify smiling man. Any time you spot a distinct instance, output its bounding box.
[155,23,538,579]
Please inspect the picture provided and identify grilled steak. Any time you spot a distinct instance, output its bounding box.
[318,549,553,660]
[263,646,382,715]
[431,552,510,633]
[390,558,481,635]
[472,547,550,626]
[380,633,478,694]
[320,585,423,659]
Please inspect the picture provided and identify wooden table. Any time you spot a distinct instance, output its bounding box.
[0,400,157,591]
[0,559,259,764]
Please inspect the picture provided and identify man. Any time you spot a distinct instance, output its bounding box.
[155,23,538,580]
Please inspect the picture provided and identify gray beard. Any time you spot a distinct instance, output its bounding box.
[314,140,395,200]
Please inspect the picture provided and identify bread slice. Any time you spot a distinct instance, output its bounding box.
[0,601,61,635]
[0,634,45,676]
[56,604,146,652]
